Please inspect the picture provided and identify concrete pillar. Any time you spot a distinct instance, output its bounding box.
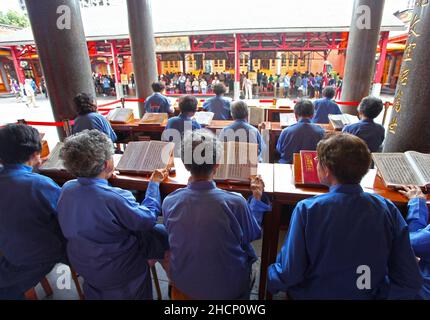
[25,0,95,140]
[126,0,158,117]
[341,0,385,115]
[384,2,430,153]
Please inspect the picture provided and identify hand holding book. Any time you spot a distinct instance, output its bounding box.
[398,185,427,200]
[250,175,265,201]
[150,169,169,183]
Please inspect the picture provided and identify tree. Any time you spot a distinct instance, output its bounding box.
[0,10,29,28]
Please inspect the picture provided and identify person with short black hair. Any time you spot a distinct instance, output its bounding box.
[72,92,117,142]
[343,96,385,152]
[276,99,325,164]
[268,133,423,299]
[0,124,66,299]
[162,95,201,155]
[219,101,264,161]
[57,129,169,299]
[163,129,271,299]
[202,83,232,120]
[144,81,173,114]
[312,86,342,123]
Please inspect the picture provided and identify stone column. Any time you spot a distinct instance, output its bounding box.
[341,0,385,115]
[384,1,430,152]
[25,0,95,140]
[126,0,158,117]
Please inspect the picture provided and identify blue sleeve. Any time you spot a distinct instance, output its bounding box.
[342,124,352,133]
[202,101,209,111]
[276,130,287,155]
[36,176,62,215]
[111,182,161,232]
[93,115,117,143]
[268,202,308,294]
[103,118,117,143]
[193,121,202,130]
[406,198,430,260]
[386,202,423,299]
[333,103,342,115]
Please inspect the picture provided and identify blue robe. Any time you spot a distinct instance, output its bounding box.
[57,178,168,300]
[162,180,271,299]
[405,198,430,299]
[73,112,117,142]
[312,98,342,124]
[0,164,66,299]
[343,119,385,152]
[162,114,201,156]
[268,184,423,299]
[144,92,172,113]
[202,96,232,120]
[219,119,264,161]
[276,119,325,164]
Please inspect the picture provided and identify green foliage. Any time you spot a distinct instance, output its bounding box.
[0,10,29,28]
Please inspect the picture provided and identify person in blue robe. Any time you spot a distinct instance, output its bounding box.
[0,124,66,299]
[202,83,232,120]
[268,133,423,299]
[72,92,117,142]
[162,129,271,299]
[219,100,265,162]
[57,129,169,300]
[144,82,173,114]
[398,185,430,300]
[343,96,385,152]
[276,99,325,164]
[312,86,342,124]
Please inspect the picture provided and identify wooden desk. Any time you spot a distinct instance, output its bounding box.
[111,119,166,142]
[257,163,430,299]
[205,120,235,134]
[265,107,294,122]
[260,122,335,163]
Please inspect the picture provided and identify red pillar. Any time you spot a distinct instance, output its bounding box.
[373,31,389,84]
[110,40,121,84]
[234,34,241,82]
[10,46,26,84]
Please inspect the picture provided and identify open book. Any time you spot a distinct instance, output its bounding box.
[280,113,297,127]
[372,152,430,190]
[214,141,258,184]
[248,107,265,126]
[194,111,214,126]
[107,108,134,124]
[38,142,66,172]
[139,113,168,125]
[116,141,175,175]
[328,113,359,130]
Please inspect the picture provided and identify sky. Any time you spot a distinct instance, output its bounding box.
[0,0,414,16]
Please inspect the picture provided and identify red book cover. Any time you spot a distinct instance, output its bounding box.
[300,151,320,185]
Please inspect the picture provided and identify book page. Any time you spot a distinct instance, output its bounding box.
[248,107,265,126]
[39,142,65,172]
[225,142,258,181]
[140,141,174,172]
[111,108,133,123]
[406,151,430,185]
[214,143,228,180]
[343,114,359,125]
[372,153,422,186]
[139,113,168,125]
[194,112,214,126]
[116,141,150,173]
[280,113,297,127]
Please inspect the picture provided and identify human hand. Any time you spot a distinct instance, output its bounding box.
[398,185,426,200]
[150,169,169,183]
[251,175,265,201]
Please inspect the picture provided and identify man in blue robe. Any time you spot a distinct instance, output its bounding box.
[398,185,430,300]
[202,83,232,120]
[0,124,66,299]
[144,82,173,114]
[57,129,169,300]
[268,133,423,299]
[276,99,325,164]
[312,86,342,124]
[219,100,265,162]
[163,129,271,299]
[343,96,385,152]
[72,93,117,142]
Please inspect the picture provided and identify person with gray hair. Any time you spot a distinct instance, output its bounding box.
[57,129,170,300]
[163,129,271,299]
[342,96,385,152]
[219,100,264,161]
